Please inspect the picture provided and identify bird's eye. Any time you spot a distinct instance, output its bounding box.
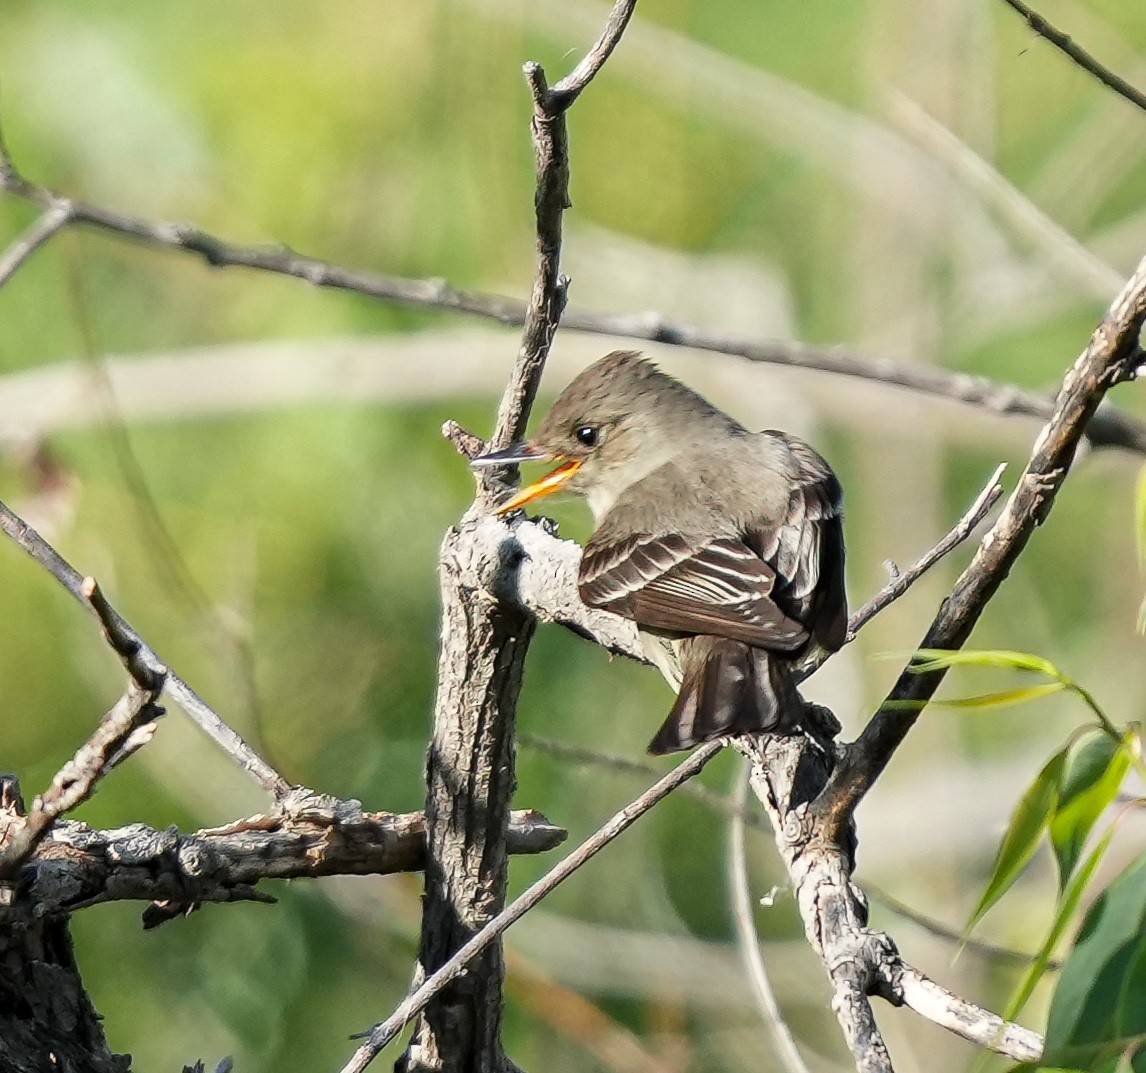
[574,425,600,448]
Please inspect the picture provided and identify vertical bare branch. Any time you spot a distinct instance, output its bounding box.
[401,5,639,1073]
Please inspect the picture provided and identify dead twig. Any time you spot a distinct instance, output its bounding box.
[0,497,291,800]
[0,200,73,289]
[842,462,1007,642]
[0,683,162,880]
[0,789,564,921]
[997,0,1146,115]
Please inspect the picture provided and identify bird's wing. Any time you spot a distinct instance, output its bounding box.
[579,531,810,651]
[747,434,848,651]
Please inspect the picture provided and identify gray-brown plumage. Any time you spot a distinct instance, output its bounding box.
[472,350,847,754]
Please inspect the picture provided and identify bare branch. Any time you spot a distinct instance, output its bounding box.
[341,742,721,1073]
[733,735,894,1073]
[0,683,162,880]
[842,463,1007,642]
[3,153,1144,457]
[523,734,1059,970]
[997,0,1146,115]
[442,419,488,462]
[404,8,639,1072]
[0,790,565,921]
[895,966,1043,1061]
[0,200,72,289]
[549,0,637,107]
[0,497,291,800]
[82,575,164,688]
[482,514,648,661]
[815,249,1146,839]
[734,732,1045,1072]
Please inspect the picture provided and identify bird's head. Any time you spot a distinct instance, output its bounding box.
[472,350,737,519]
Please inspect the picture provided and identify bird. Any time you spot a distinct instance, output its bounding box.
[471,350,847,754]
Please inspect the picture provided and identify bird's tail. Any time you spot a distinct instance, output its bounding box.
[647,637,800,755]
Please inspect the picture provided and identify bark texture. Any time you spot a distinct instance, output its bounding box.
[401,514,535,1073]
[0,782,129,1073]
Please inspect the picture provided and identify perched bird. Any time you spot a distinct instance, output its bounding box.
[472,351,846,754]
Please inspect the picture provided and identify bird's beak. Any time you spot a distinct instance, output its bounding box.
[470,442,583,515]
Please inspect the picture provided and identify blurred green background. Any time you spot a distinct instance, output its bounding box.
[1,1,1145,1070]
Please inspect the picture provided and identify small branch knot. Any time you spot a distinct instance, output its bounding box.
[781,804,812,847]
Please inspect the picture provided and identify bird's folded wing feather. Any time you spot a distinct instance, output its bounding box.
[748,436,847,651]
[578,532,810,651]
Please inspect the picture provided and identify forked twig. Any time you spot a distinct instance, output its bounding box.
[0,497,291,800]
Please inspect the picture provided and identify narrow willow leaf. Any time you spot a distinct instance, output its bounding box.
[907,648,1063,679]
[932,682,1066,711]
[1006,826,1117,1021]
[967,748,1067,937]
[881,698,928,712]
[1051,734,1131,891]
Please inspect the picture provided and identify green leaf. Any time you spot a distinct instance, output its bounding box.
[1044,854,1146,1069]
[1030,1037,1146,1073]
[907,648,1064,679]
[932,682,1066,711]
[967,748,1067,936]
[1006,825,1117,1020]
[1051,734,1131,891]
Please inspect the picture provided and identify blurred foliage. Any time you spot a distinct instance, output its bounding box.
[1,2,1146,1072]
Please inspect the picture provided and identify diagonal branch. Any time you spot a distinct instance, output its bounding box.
[0,497,292,801]
[814,249,1146,840]
[997,0,1146,115]
[548,0,637,108]
[0,200,73,289]
[895,967,1042,1059]
[0,682,162,881]
[839,463,1007,644]
[341,742,720,1073]
[402,6,640,1073]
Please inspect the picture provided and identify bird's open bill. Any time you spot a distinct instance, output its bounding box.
[470,442,583,515]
